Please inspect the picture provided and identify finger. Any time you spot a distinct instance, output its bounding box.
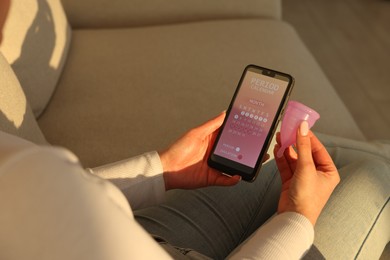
[276,132,281,145]
[273,144,294,183]
[296,121,315,170]
[285,145,298,160]
[205,124,223,158]
[196,111,226,136]
[285,145,298,171]
[275,132,297,164]
[262,153,270,163]
[309,132,337,172]
[214,174,241,186]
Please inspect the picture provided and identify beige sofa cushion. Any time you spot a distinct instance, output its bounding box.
[0,52,46,144]
[61,0,281,28]
[38,19,364,167]
[0,0,71,117]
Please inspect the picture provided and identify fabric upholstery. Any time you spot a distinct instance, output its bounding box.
[60,0,281,29]
[38,19,365,168]
[1,0,71,117]
[0,52,46,144]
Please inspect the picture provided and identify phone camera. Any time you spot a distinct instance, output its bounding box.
[262,70,275,77]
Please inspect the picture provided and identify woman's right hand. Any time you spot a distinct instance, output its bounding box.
[273,121,340,226]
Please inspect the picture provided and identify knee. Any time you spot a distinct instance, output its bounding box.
[338,158,390,195]
[313,158,390,259]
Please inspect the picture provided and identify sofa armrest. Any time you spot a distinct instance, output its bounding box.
[61,0,281,29]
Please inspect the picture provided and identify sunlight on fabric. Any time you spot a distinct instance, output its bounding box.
[0,53,27,129]
[1,1,38,64]
[0,0,70,117]
[1,0,67,70]
[47,0,68,69]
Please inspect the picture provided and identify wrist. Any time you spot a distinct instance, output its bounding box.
[279,205,319,227]
[158,150,168,171]
[158,150,173,190]
[293,211,317,227]
[290,209,319,227]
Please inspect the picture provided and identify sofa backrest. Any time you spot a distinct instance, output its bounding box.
[0,52,46,144]
[62,0,282,29]
[0,0,71,117]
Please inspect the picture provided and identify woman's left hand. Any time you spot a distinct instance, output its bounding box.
[159,112,241,190]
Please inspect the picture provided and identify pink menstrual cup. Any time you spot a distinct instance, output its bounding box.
[276,101,320,158]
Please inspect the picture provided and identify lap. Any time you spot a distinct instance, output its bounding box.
[135,134,390,259]
[306,134,390,259]
[134,161,281,259]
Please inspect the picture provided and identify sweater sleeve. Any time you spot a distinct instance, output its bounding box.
[228,212,314,259]
[88,151,166,210]
[0,142,173,259]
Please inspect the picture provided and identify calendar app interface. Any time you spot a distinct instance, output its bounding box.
[214,70,289,168]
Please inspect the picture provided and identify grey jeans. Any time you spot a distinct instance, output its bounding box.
[134,134,390,259]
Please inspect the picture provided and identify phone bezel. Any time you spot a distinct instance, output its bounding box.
[208,64,294,182]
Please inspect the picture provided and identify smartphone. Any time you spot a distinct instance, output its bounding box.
[208,65,294,182]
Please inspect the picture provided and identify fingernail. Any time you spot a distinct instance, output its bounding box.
[300,121,309,136]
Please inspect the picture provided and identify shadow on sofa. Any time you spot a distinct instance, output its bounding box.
[11,0,57,111]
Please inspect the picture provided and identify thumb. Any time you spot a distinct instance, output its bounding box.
[296,121,314,170]
[197,111,226,136]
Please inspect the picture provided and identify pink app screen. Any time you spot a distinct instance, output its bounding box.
[214,71,288,168]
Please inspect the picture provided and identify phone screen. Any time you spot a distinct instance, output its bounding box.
[208,65,293,181]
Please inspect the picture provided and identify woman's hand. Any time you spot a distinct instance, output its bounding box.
[159,112,241,190]
[273,121,340,226]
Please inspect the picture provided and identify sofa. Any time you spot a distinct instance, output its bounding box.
[1,0,387,258]
[0,0,366,168]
